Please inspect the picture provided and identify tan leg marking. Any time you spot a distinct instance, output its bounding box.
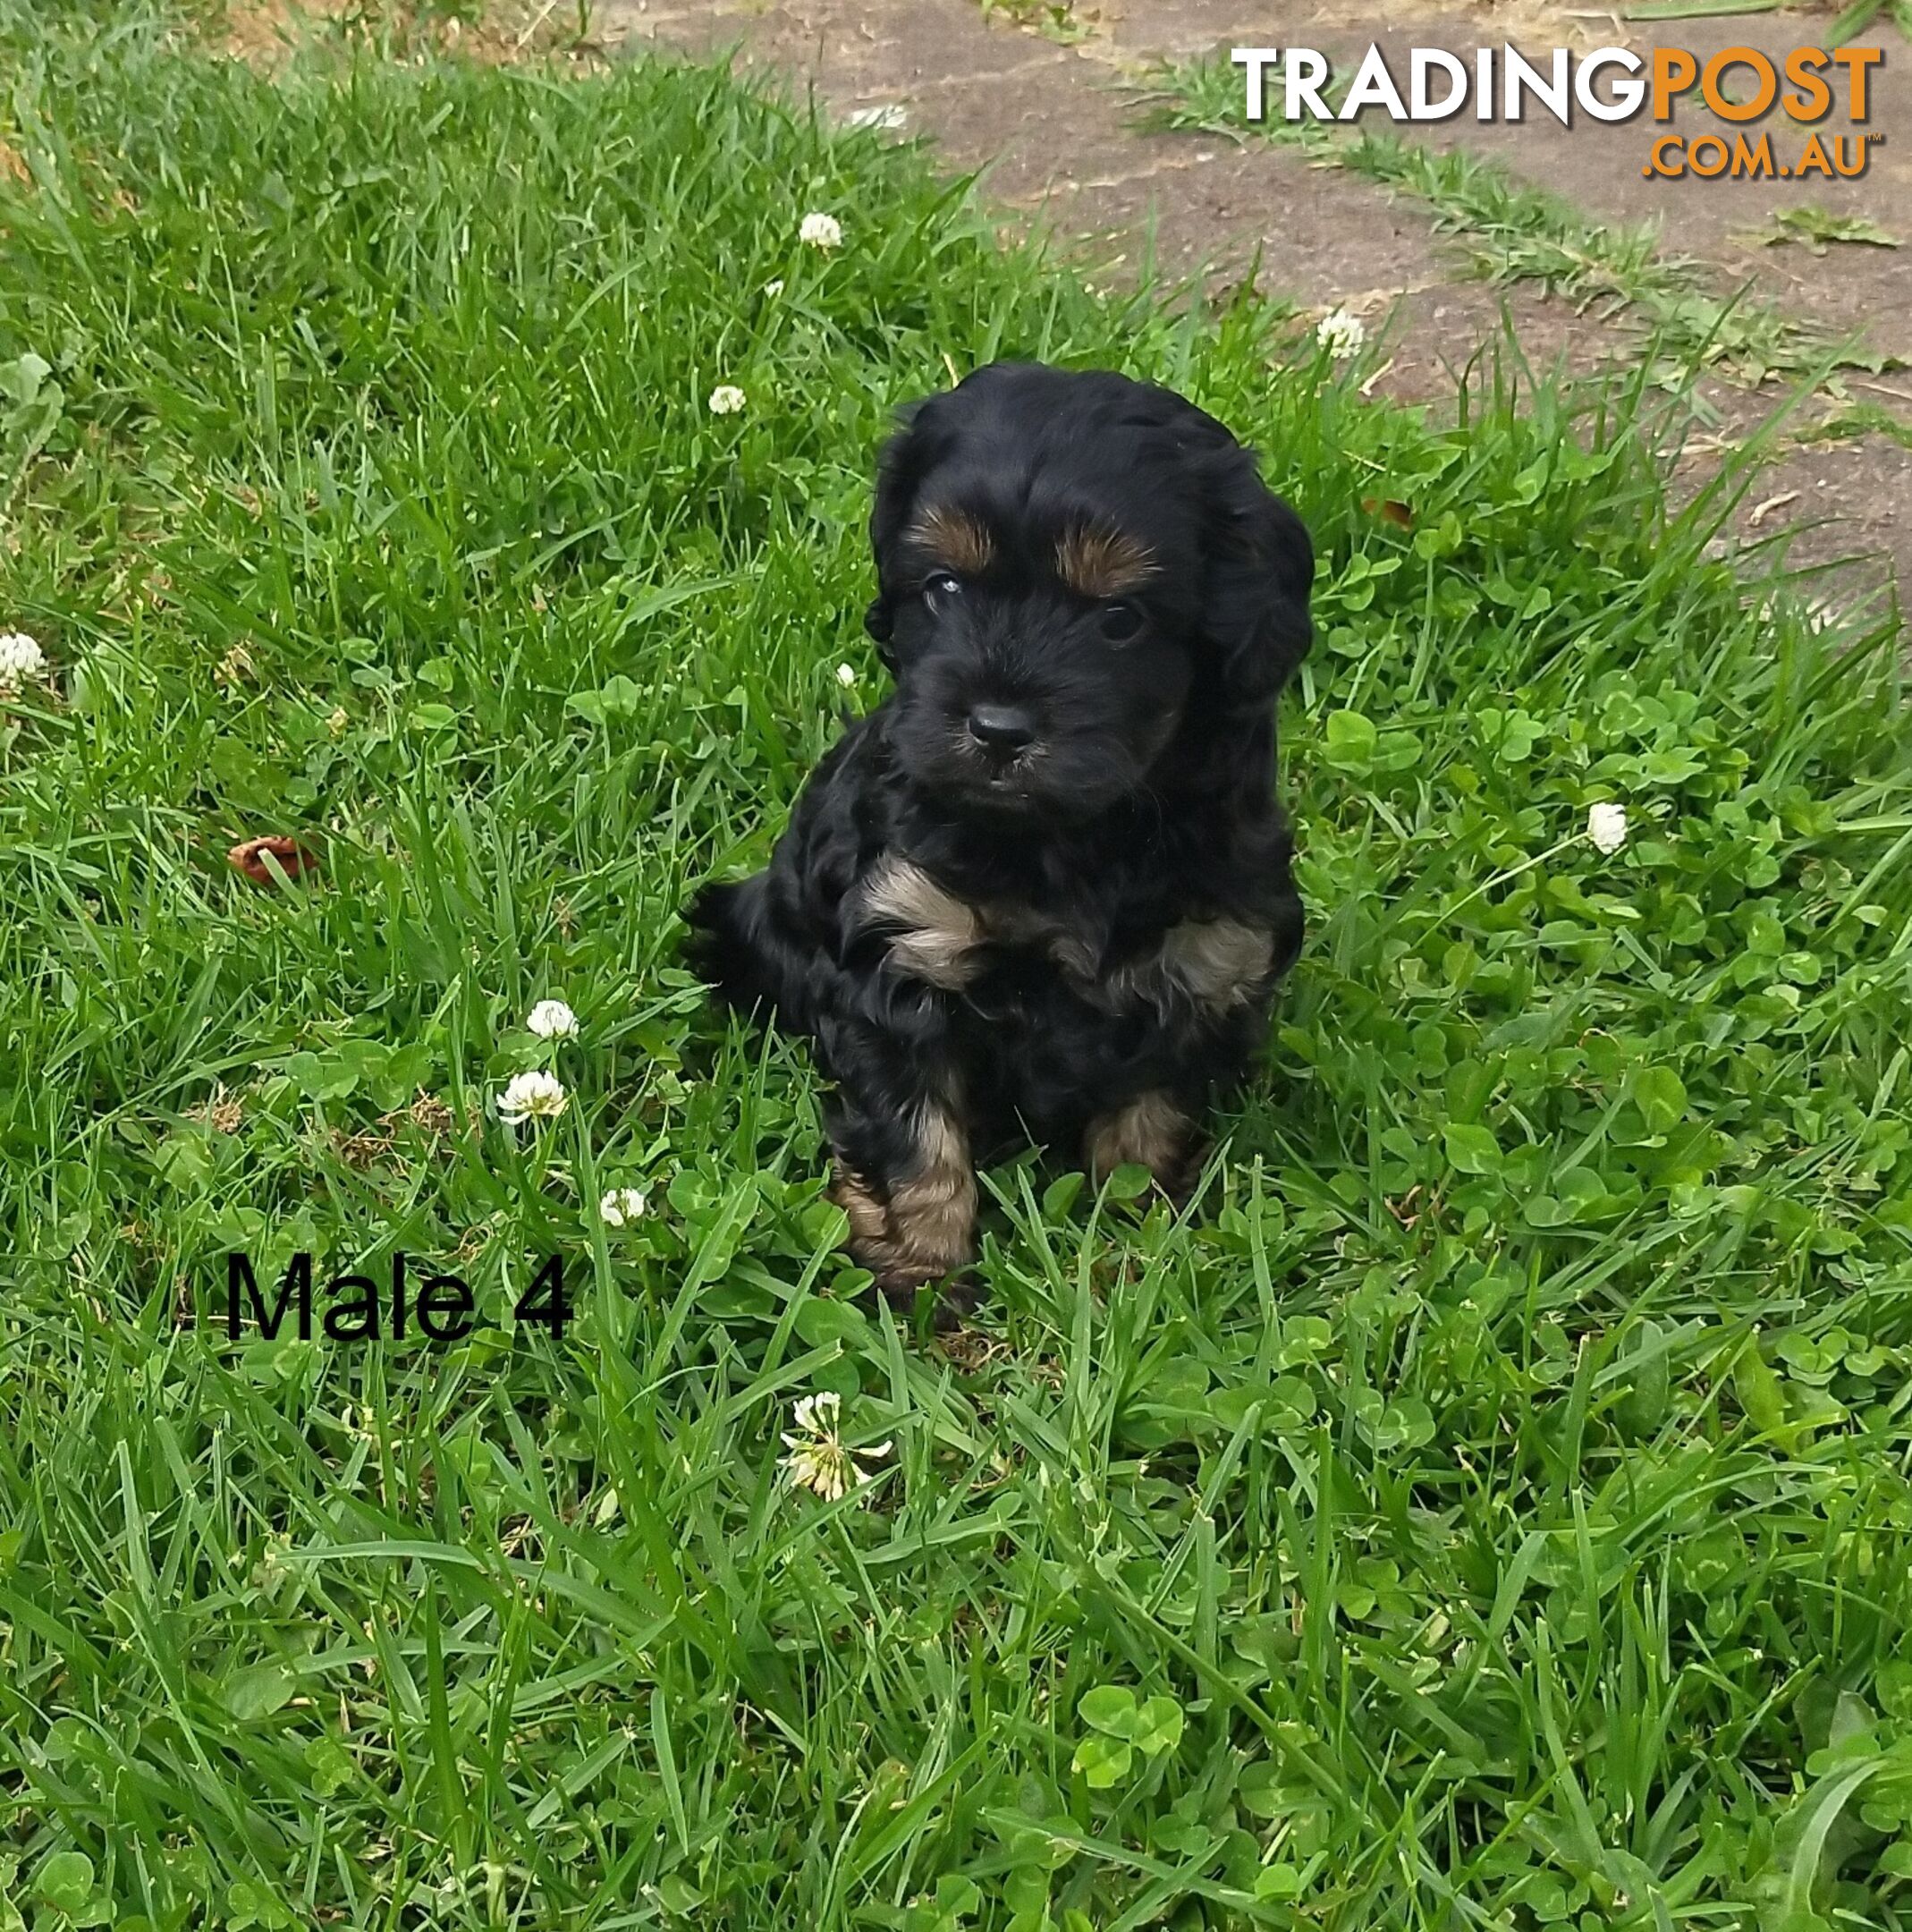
[832,1103,977,1298]
[858,856,987,990]
[1084,1090,1193,1191]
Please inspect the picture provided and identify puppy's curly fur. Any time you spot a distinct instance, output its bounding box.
[687,361,1314,1306]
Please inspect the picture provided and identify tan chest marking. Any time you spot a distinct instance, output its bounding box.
[856,856,1271,1016]
[1109,918,1276,1014]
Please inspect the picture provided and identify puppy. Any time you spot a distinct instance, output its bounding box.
[687,361,1313,1306]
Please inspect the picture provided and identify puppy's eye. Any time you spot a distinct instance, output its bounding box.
[1099,600,1144,644]
[922,571,964,605]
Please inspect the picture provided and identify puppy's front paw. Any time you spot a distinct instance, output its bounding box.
[830,1155,977,1311]
[1085,1090,1197,1202]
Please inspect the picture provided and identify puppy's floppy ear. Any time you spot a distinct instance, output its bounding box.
[1200,444,1314,714]
[864,398,933,661]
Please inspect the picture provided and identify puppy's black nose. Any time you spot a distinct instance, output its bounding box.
[967,704,1036,755]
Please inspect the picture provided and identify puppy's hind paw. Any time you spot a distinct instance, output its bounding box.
[682,876,776,1016]
[681,880,740,986]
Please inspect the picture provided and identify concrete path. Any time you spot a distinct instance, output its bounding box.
[601,0,1912,620]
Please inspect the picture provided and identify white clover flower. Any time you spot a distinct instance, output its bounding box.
[499,1069,568,1126]
[1586,801,1629,855]
[780,1390,892,1502]
[798,211,843,250]
[214,642,257,687]
[835,663,858,689]
[845,103,909,131]
[0,631,47,696]
[707,384,747,416]
[526,997,579,1040]
[764,278,785,299]
[599,1186,647,1227]
[1315,307,1366,360]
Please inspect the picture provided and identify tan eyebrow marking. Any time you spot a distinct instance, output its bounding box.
[1055,524,1157,598]
[907,504,995,575]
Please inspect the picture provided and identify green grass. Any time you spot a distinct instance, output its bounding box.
[1127,55,1899,394]
[1805,395,1912,452]
[977,0,1096,46]
[1755,207,1903,258]
[1830,0,1912,46]
[3,6,1912,1929]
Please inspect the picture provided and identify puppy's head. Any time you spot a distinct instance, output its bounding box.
[864,362,1312,822]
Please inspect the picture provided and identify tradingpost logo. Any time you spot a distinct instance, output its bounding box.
[1231,44,1884,180]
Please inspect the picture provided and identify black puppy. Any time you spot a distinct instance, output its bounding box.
[687,361,1313,1305]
